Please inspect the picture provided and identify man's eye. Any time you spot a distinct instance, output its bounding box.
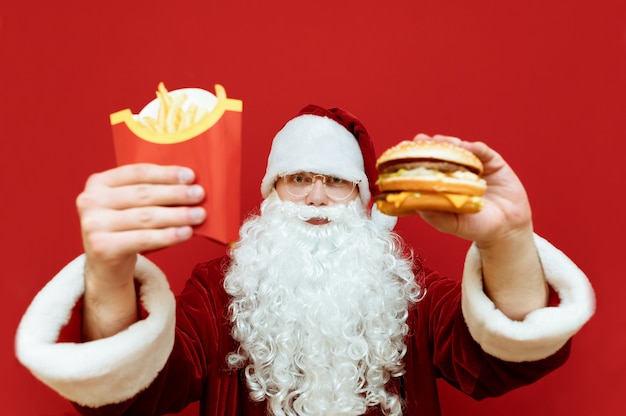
[330,177,343,185]
[293,174,308,184]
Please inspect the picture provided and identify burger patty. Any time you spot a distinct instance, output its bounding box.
[378,159,475,174]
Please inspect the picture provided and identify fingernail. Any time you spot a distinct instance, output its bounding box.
[188,185,204,200]
[178,168,194,184]
[189,207,206,223]
[177,227,193,239]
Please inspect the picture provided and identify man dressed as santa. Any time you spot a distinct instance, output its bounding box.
[16,106,594,415]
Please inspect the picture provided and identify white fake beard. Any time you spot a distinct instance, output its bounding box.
[224,192,421,416]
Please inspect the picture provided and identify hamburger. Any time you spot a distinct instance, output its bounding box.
[375,140,486,216]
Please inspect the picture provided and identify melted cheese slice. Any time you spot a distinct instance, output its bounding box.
[384,192,483,210]
[444,193,470,208]
[387,192,414,207]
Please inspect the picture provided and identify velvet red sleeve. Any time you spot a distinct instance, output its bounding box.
[73,256,237,416]
[415,268,570,400]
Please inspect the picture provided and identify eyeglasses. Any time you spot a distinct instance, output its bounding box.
[279,172,359,201]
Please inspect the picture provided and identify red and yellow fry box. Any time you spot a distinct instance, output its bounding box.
[110,83,242,245]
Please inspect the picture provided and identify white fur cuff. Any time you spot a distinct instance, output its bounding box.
[461,234,595,362]
[15,255,176,407]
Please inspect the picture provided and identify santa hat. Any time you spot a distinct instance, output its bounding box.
[261,105,378,207]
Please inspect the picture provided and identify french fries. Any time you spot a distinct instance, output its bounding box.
[136,82,210,133]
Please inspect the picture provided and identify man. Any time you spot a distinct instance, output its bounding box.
[16,105,594,415]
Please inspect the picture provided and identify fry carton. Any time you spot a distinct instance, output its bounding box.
[110,83,242,245]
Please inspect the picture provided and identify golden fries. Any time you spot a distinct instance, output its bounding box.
[136,82,209,133]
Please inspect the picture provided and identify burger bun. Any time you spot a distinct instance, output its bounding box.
[375,191,485,216]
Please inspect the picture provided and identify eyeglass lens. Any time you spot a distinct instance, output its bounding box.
[282,173,356,200]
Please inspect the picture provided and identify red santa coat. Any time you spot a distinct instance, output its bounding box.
[16,235,595,416]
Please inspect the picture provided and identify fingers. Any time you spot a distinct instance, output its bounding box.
[412,133,499,168]
[86,163,195,188]
[78,164,204,211]
[418,210,461,235]
[81,205,206,235]
[414,133,470,148]
[78,182,205,211]
[79,198,207,258]
[413,133,432,142]
[84,226,196,261]
[413,133,462,143]
[77,163,207,259]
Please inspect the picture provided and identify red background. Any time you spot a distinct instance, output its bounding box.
[1,1,623,414]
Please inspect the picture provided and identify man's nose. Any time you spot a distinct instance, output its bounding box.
[305,178,328,206]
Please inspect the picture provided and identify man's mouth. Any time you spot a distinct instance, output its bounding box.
[306,217,329,225]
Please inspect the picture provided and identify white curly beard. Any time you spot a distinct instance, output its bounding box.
[224,192,421,416]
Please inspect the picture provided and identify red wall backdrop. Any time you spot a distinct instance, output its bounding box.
[1,1,623,414]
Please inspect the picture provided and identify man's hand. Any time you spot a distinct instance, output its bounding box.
[414,134,531,246]
[414,134,546,320]
[76,163,206,339]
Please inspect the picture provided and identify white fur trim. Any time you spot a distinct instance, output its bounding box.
[261,114,370,205]
[15,255,176,407]
[461,234,595,362]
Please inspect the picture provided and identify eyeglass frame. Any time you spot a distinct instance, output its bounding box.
[277,172,360,201]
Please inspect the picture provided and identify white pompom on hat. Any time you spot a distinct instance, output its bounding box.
[260,105,379,207]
